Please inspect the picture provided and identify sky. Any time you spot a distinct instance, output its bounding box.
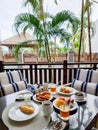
[0,0,98,41]
[0,0,98,52]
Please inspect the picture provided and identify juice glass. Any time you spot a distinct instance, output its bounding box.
[43,83,49,91]
[49,84,57,94]
[59,104,70,120]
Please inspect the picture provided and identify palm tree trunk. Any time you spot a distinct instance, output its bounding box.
[78,0,84,62]
[40,0,51,62]
[87,0,92,61]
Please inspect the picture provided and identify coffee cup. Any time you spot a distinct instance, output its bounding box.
[75,91,84,101]
[42,100,53,117]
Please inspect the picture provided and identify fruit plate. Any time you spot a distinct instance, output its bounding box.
[53,98,78,115]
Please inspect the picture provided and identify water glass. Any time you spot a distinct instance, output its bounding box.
[24,94,31,101]
[43,83,49,91]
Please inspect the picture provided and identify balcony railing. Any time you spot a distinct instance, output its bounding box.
[0,61,98,85]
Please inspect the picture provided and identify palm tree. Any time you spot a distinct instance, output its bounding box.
[13,0,80,62]
[78,0,97,62]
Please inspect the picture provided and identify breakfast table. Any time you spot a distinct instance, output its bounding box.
[0,86,98,130]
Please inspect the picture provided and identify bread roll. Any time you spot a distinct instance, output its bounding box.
[19,105,34,114]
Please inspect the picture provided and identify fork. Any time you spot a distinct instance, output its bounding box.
[52,120,62,130]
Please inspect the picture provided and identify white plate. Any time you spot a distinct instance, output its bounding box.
[16,91,33,100]
[33,93,53,103]
[53,98,78,112]
[8,102,39,121]
[57,86,75,96]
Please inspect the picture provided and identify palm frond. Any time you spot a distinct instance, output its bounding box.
[23,0,39,12]
[12,40,34,60]
[52,10,78,25]
[54,0,58,5]
[91,0,98,4]
[83,1,93,13]
[52,10,80,34]
[14,13,40,33]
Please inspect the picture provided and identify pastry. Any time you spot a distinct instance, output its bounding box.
[36,91,50,101]
[60,87,71,93]
[19,105,34,114]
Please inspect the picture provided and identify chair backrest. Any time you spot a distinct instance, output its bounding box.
[9,70,23,83]
[72,69,98,96]
[0,70,27,97]
[75,69,91,82]
[0,71,12,85]
[88,70,98,83]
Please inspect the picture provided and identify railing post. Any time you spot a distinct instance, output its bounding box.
[30,64,33,84]
[35,64,37,84]
[0,61,4,72]
[63,60,67,84]
[93,63,97,70]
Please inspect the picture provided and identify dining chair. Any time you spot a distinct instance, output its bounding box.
[66,69,98,96]
[0,70,28,96]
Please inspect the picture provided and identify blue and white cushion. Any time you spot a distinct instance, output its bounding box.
[0,72,12,85]
[89,70,98,83]
[71,79,86,92]
[9,70,23,82]
[14,80,28,91]
[75,69,91,82]
[71,79,98,96]
[85,82,98,96]
[0,83,17,96]
[0,80,28,96]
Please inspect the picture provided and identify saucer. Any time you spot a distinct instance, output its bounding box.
[75,97,87,103]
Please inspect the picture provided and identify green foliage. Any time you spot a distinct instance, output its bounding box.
[52,10,80,34]
[13,0,80,62]
[12,40,33,61]
[58,47,68,53]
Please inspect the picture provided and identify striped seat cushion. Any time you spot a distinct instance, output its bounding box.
[14,80,28,91]
[75,69,91,82]
[71,79,86,92]
[9,70,23,82]
[71,79,98,96]
[85,82,98,96]
[0,80,28,96]
[0,72,12,85]
[0,83,17,96]
[89,70,98,83]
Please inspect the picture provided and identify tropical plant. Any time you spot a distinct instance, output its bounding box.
[13,0,80,62]
[70,15,95,54]
[78,0,97,62]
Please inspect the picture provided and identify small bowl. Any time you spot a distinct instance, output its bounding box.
[75,92,84,101]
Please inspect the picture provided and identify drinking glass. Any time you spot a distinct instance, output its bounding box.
[59,104,70,120]
[43,83,49,91]
[24,94,31,101]
[49,83,57,94]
